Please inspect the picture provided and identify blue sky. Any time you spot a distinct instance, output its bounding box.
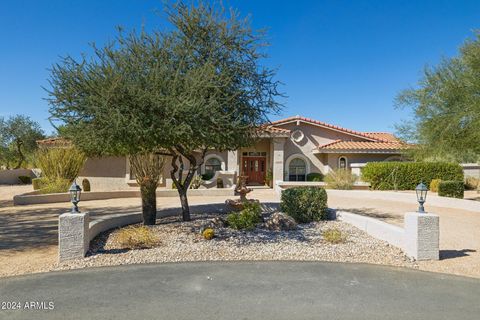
[1,0,479,135]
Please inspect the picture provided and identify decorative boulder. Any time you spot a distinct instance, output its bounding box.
[265,212,297,231]
[201,217,227,233]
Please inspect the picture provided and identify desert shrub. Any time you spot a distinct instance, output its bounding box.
[216,177,224,188]
[35,147,86,182]
[32,177,46,190]
[190,175,202,189]
[202,228,215,240]
[227,201,262,230]
[18,175,31,184]
[82,178,91,192]
[265,169,273,185]
[280,187,328,223]
[465,177,480,191]
[114,225,160,249]
[429,179,441,192]
[324,169,356,190]
[362,162,464,190]
[306,172,324,182]
[323,228,347,244]
[38,178,71,194]
[438,181,464,199]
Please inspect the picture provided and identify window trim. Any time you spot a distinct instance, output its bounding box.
[285,153,310,181]
[338,156,348,169]
[201,154,226,177]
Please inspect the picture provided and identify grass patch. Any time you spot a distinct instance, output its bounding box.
[322,228,347,244]
[114,225,160,249]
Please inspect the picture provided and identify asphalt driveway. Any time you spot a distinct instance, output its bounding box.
[1,262,479,320]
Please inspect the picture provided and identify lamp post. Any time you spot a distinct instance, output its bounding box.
[415,182,428,213]
[69,180,82,213]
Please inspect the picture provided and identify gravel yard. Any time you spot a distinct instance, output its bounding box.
[57,212,417,271]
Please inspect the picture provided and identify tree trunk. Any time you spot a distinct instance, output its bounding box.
[14,141,24,169]
[178,188,190,221]
[140,183,157,225]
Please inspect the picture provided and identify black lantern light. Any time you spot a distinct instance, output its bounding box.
[69,180,82,213]
[415,182,428,213]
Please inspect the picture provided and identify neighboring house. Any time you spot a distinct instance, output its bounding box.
[37,115,409,190]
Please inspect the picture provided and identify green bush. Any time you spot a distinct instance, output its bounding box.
[32,177,46,190]
[362,162,464,190]
[280,187,328,223]
[82,178,91,192]
[226,201,262,230]
[38,178,71,194]
[306,172,324,182]
[324,169,356,190]
[18,176,31,184]
[35,147,86,182]
[201,173,214,181]
[429,179,441,192]
[438,181,464,199]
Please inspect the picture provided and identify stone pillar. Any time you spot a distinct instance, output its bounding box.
[272,138,286,185]
[227,150,239,173]
[58,212,90,262]
[404,212,439,261]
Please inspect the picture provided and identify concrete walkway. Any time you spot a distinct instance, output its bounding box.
[1,262,479,320]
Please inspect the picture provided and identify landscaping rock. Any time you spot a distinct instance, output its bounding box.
[265,212,297,231]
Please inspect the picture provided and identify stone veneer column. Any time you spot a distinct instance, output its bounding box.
[272,138,286,184]
[404,212,439,261]
[58,212,90,262]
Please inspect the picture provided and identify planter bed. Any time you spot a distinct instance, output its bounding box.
[56,211,417,272]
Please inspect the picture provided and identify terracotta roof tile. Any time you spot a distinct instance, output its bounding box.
[36,137,71,147]
[318,140,409,151]
[270,115,389,142]
[363,132,400,142]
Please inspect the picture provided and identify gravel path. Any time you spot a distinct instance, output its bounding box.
[57,212,417,271]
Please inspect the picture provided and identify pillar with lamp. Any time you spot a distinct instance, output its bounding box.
[415,182,428,213]
[404,181,439,260]
[69,180,82,213]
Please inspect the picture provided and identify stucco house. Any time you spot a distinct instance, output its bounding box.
[37,115,408,190]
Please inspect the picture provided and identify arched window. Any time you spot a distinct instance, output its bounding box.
[289,158,306,181]
[205,157,222,177]
[338,156,348,169]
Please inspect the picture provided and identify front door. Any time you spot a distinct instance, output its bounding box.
[241,157,266,185]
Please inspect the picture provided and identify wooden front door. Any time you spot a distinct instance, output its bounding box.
[241,157,266,185]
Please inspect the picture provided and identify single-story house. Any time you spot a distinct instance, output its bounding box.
[37,115,409,190]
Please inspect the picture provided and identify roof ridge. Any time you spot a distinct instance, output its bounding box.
[270,116,390,142]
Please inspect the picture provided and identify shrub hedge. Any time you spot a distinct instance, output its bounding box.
[306,172,324,182]
[362,162,463,190]
[438,181,464,199]
[280,187,328,223]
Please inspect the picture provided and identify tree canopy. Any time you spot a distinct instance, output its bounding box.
[0,115,45,169]
[396,32,480,163]
[47,1,282,222]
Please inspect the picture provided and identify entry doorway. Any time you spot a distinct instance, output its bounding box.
[241,156,266,185]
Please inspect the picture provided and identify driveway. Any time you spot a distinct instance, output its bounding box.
[327,190,480,278]
[1,186,480,279]
[1,262,479,320]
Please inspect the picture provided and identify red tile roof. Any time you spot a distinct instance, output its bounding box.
[270,115,388,142]
[318,140,408,151]
[363,132,400,142]
[36,137,71,147]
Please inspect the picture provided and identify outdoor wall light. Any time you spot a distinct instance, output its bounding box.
[69,180,82,213]
[415,182,428,213]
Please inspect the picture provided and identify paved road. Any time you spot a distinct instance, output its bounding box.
[1,262,480,320]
